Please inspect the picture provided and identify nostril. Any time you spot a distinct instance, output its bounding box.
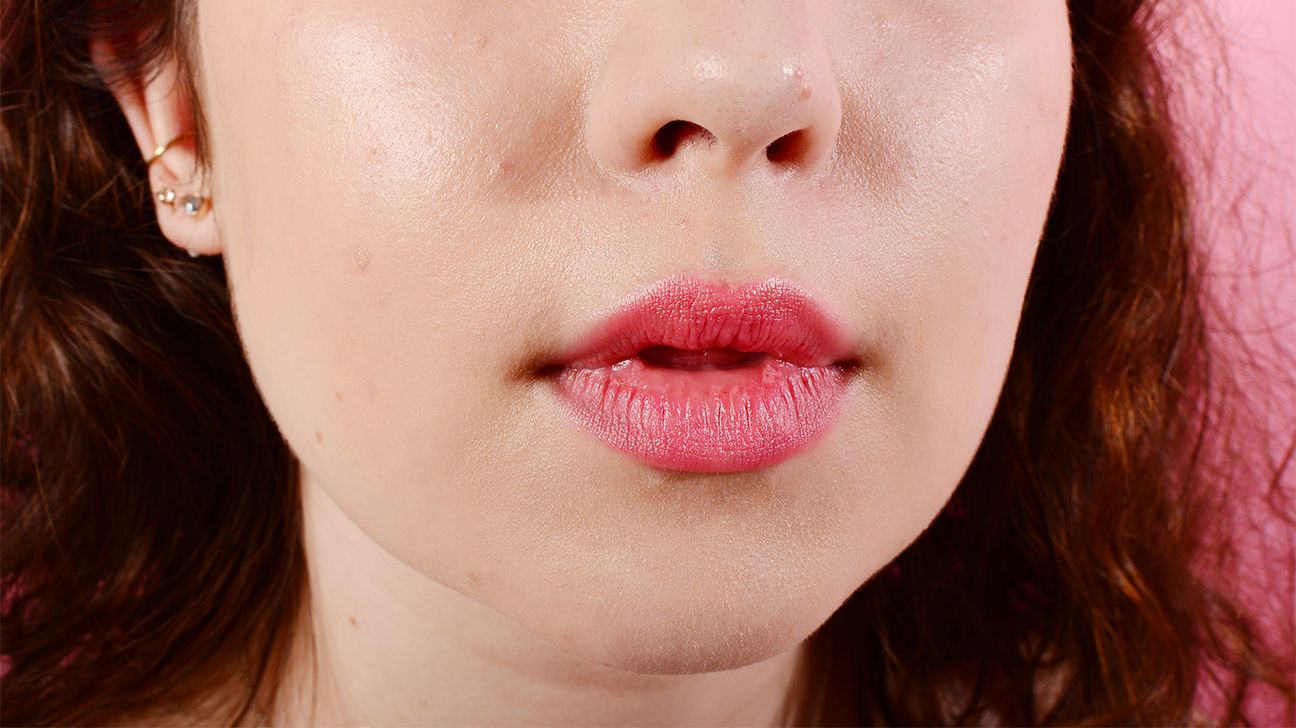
[765,129,809,165]
[650,120,717,159]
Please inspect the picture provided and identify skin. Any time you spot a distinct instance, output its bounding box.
[101,0,1073,724]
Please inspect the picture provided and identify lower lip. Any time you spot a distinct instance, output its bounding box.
[549,355,854,473]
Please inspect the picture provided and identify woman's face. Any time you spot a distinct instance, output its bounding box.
[197,0,1071,672]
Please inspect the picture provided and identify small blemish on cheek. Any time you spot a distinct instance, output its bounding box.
[474,34,489,48]
[334,390,344,401]
[314,430,323,443]
[375,292,389,309]
[352,247,370,272]
[348,615,357,627]
[493,158,515,180]
[800,85,813,100]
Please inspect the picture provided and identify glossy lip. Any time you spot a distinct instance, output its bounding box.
[540,276,861,473]
[549,276,859,370]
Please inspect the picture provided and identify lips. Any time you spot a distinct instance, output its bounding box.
[539,276,860,473]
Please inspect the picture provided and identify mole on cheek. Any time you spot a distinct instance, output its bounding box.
[314,430,323,443]
[348,615,357,627]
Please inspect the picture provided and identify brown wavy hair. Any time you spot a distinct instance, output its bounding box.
[2,0,1293,725]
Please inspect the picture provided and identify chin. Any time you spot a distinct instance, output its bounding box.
[533,585,825,675]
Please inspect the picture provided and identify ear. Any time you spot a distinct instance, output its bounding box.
[89,37,222,257]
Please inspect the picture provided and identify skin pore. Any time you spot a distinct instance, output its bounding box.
[102,1,1072,724]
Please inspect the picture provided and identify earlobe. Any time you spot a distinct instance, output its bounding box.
[89,36,222,258]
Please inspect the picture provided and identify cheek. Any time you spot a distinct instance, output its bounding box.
[200,4,620,609]
[819,1,1072,532]
[201,7,535,533]
[909,31,1071,463]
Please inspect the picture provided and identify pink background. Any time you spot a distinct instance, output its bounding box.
[1183,0,1294,722]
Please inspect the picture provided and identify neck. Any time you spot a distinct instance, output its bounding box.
[269,472,805,726]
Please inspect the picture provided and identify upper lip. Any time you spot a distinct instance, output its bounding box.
[544,275,859,370]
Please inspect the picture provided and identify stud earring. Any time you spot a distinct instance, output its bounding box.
[152,187,205,257]
[153,187,209,219]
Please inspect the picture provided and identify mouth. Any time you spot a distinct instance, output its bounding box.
[535,276,861,473]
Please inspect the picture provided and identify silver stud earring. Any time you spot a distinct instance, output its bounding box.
[180,194,207,217]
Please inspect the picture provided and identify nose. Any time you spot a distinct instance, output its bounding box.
[585,0,843,182]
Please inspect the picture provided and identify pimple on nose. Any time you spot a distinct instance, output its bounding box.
[781,63,812,100]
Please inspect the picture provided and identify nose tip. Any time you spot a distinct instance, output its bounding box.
[585,5,843,182]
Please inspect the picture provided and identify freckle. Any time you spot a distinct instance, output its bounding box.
[334,390,344,401]
[314,430,323,443]
[365,144,380,160]
[352,247,370,272]
[348,615,357,627]
[800,85,812,100]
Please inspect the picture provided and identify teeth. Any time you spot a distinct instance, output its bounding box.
[638,345,768,371]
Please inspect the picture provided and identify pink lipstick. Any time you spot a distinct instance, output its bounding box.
[542,276,859,473]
